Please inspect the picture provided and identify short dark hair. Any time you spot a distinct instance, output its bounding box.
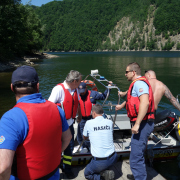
[127,62,141,75]
[13,81,38,95]
[92,104,104,115]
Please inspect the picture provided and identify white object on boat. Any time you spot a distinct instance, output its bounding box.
[73,145,88,154]
[91,69,98,75]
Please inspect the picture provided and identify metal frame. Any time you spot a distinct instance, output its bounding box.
[84,72,121,129]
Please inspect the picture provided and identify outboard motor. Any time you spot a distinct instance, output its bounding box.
[154,109,180,141]
[154,109,177,132]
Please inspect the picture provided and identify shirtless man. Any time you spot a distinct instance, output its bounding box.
[145,70,180,111]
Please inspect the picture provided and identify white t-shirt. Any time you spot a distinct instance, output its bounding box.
[83,115,115,158]
[48,81,80,126]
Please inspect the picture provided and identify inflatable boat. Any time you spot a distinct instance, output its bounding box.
[71,70,180,166]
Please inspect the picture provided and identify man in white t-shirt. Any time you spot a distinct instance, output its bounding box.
[48,70,82,179]
[83,104,117,180]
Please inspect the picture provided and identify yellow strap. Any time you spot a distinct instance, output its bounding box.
[132,77,146,84]
[63,160,72,165]
[63,155,72,160]
[178,117,180,136]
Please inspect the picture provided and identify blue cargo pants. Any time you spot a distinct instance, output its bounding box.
[130,120,154,180]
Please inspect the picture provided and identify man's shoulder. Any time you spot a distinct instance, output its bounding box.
[53,84,64,91]
[155,80,166,92]
[134,80,148,88]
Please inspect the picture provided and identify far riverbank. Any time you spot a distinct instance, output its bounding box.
[0,53,59,72]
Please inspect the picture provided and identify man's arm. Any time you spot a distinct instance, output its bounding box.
[132,94,149,134]
[118,90,128,97]
[48,85,63,103]
[61,128,72,152]
[76,105,82,123]
[0,149,15,180]
[164,85,180,111]
[115,101,126,111]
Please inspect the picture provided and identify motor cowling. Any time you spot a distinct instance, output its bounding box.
[154,109,178,132]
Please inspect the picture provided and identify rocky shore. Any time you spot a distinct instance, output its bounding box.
[0,53,59,72]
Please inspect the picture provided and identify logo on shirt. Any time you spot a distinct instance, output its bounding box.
[0,136,5,144]
[139,88,143,92]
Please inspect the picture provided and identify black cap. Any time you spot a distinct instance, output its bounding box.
[11,65,39,87]
[78,82,87,93]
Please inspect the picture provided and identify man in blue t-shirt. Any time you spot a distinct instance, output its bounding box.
[83,104,117,180]
[116,62,155,180]
[0,66,71,180]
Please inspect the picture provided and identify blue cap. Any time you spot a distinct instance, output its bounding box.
[78,82,87,93]
[11,65,39,86]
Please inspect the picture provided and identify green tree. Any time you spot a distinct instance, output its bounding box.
[0,0,43,62]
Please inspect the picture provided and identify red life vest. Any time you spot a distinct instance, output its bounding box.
[126,76,155,122]
[14,101,62,180]
[57,83,79,119]
[79,90,92,117]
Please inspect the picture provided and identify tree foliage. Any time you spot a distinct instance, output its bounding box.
[154,0,180,35]
[35,0,151,51]
[0,0,43,62]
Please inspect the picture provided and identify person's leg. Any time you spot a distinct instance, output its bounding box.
[63,124,74,173]
[84,159,108,180]
[107,152,117,168]
[84,153,117,180]
[130,121,154,180]
[77,121,83,145]
[78,119,90,150]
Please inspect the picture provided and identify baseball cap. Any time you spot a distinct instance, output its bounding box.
[11,65,39,87]
[78,82,87,93]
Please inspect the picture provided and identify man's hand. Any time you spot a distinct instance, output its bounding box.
[131,123,140,134]
[108,81,113,86]
[118,90,128,97]
[115,101,126,111]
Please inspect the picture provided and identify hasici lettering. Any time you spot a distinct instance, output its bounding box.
[94,125,110,131]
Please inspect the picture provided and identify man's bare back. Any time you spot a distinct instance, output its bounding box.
[145,70,180,111]
[147,78,165,110]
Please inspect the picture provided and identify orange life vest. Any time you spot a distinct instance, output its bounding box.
[14,101,62,180]
[126,76,155,122]
[79,90,92,117]
[58,83,79,119]
[82,80,98,91]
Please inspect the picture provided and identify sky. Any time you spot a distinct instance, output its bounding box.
[21,0,55,7]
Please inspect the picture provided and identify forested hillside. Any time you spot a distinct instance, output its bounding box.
[1,0,180,62]
[35,0,180,51]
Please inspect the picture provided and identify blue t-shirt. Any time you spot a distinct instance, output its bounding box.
[0,93,68,180]
[131,77,149,97]
[83,116,114,158]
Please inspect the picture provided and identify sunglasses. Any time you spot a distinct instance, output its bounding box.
[125,70,134,74]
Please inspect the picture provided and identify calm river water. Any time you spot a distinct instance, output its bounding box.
[1,51,180,179]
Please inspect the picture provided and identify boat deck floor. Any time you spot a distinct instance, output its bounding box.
[59,160,165,180]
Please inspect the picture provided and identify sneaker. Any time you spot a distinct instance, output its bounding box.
[127,174,135,180]
[100,170,115,180]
